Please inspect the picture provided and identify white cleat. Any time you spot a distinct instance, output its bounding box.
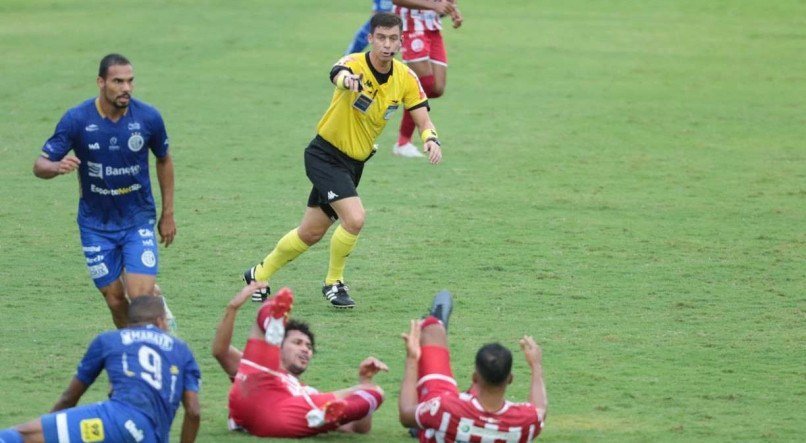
[393,142,425,158]
[161,295,178,335]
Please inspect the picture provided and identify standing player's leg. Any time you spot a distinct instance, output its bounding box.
[246,136,346,302]
[121,222,159,298]
[81,226,128,328]
[395,60,431,157]
[119,223,180,332]
[124,274,156,298]
[396,30,448,157]
[99,280,129,328]
[426,29,449,98]
[322,196,365,308]
[246,206,332,301]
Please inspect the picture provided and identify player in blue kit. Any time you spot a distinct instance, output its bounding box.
[33,53,177,328]
[0,296,201,443]
[345,0,394,54]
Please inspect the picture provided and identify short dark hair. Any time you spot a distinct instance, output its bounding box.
[369,12,402,33]
[285,319,315,352]
[128,296,165,325]
[98,53,131,78]
[475,343,513,386]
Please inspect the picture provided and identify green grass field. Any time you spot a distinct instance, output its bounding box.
[1,0,804,441]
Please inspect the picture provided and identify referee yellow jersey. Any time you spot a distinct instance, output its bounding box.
[316,52,428,161]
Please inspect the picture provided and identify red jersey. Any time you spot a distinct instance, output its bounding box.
[415,392,542,443]
[393,6,443,32]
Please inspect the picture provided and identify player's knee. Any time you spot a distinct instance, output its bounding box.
[340,212,365,234]
[101,288,127,307]
[430,83,445,98]
[298,226,327,245]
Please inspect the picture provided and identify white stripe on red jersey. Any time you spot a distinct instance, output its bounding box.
[415,393,543,442]
[239,358,320,398]
[393,6,443,32]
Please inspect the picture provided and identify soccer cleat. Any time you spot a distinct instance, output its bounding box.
[244,266,270,302]
[429,290,453,331]
[259,288,294,344]
[393,142,425,158]
[306,399,347,428]
[322,281,356,309]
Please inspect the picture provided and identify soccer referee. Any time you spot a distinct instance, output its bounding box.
[244,12,443,308]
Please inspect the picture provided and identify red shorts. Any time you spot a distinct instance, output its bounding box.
[417,345,457,402]
[401,29,448,66]
[228,340,338,438]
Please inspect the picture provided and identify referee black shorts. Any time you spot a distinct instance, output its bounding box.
[305,135,366,220]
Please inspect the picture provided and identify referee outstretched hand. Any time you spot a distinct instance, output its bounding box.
[424,140,442,165]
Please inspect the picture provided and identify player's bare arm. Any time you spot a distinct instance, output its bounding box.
[155,154,176,247]
[409,107,443,164]
[519,335,548,423]
[393,0,455,16]
[33,155,80,179]
[212,282,264,377]
[398,319,421,427]
[51,377,89,412]
[180,390,200,443]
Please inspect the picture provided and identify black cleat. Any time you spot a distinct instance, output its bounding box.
[243,267,269,302]
[322,281,356,309]
[429,290,453,330]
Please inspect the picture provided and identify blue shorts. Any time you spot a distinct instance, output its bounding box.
[41,401,156,443]
[80,222,159,289]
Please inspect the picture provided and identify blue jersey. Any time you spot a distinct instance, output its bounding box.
[41,97,169,231]
[374,0,393,13]
[76,325,201,442]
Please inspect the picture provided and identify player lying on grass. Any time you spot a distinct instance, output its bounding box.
[0,296,200,443]
[212,282,388,437]
[399,291,548,442]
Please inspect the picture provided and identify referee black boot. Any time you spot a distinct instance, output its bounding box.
[322,281,355,309]
[244,266,270,303]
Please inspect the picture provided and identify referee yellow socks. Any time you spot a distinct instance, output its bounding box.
[325,225,359,285]
[255,228,309,281]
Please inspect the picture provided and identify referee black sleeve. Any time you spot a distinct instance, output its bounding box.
[329,65,353,83]
[407,100,430,112]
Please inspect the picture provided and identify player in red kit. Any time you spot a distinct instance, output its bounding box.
[392,0,463,157]
[399,291,548,442]
[215,282,388,438]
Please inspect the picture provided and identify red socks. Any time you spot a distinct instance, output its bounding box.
[341,388,384,421]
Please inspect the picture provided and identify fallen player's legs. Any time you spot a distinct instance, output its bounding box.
[418,316,458,401]
[20,401,155,443]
